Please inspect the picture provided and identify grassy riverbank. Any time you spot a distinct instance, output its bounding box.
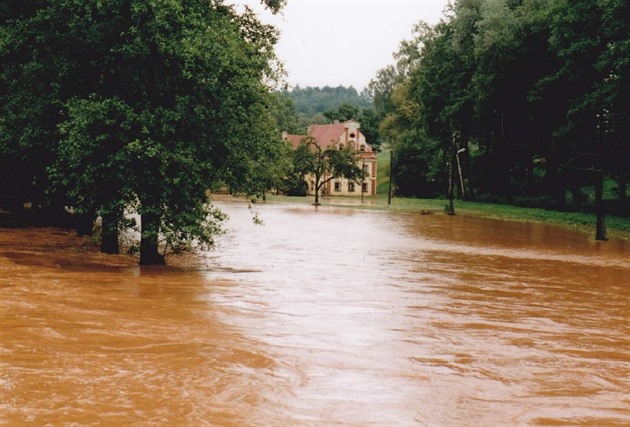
[263,194,630,240]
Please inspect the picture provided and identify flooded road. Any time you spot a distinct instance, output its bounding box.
[1,199,629,426]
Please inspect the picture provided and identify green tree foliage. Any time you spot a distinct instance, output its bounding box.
[368,66,399,120]
[373,0,628,215]
[268,92,301,134]
[1,0,286,263]
[541,0,629,201]
[0,0,78,223]
[55,96,136,253]
[380,80,441,197]
[292,137,363,205]
[323,102,359,122]
[368,21,436,121]
[367,21,445,158]
[355,108,381,151]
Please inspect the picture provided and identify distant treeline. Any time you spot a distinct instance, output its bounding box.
[283,85,372,117]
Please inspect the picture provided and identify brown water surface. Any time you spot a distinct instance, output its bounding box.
[1,200,629,426]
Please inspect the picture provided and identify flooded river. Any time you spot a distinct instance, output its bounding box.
[1,199,629,426]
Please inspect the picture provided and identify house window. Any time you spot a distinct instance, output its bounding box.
[363,164,369,176]
[362,183,368,193]
[334,182,341,192]
[360,144,366,151]
[338,144,344,150]
[348,182,355,192]
[349,133,356,138]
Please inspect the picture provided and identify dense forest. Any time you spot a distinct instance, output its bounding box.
[369,0,628,216]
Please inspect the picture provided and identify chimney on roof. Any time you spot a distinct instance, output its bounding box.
[333,119,340,124]
[281,131,288,139]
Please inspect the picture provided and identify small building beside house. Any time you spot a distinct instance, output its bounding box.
[282,120,378,197]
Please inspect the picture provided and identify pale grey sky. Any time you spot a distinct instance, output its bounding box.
[232,0,450,90]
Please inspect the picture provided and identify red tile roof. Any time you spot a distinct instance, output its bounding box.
[284,122,358,149]
[307,123,346,149]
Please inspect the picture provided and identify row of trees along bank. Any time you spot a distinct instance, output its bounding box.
[369,0,628,220]
[0,0,288,264]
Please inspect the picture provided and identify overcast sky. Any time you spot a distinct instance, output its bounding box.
[232,0,450,90]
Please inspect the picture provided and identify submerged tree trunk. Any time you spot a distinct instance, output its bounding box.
[139,211,165,265]
[100,212,119,254]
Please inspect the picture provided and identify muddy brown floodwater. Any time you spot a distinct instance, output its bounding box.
[1,199,629,426]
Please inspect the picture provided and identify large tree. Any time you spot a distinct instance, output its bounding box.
[380,80,441,197]
[1,0,286,263]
